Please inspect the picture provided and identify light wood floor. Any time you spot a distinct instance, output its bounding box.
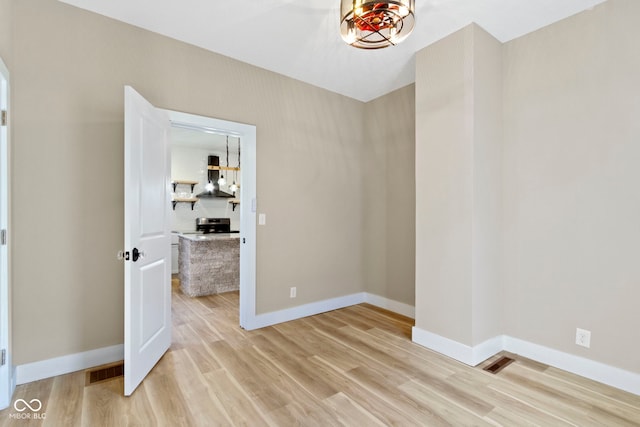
[2,280,639,426]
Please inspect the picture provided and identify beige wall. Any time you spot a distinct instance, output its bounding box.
[471,26,503,345]
[0,0,11,64]
[502,0,640,373]
[415,24,502,346]
[416,0,640,374]
[415,26,474,345]
[362,84,415,306]
[8,0,377,365]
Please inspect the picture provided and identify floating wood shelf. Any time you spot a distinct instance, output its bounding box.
[172,198,198,210]
[172,180,198,192]
[229,199,240,211]
[208,166,240,172]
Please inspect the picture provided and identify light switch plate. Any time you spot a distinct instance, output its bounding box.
[258,213,266,225]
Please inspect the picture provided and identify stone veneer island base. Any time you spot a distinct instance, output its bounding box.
[178,234,240,297]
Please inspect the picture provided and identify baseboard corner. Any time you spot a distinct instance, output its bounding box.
[363,293,415,319]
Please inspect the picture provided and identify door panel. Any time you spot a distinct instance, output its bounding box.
[124,86,171,396]
[140,260,168,347]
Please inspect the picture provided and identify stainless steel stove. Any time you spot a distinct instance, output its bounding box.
[195,217,231,234]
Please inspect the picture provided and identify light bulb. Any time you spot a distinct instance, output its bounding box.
[218,175,226,186]
[205,181,214,192]
[230,182,238,193]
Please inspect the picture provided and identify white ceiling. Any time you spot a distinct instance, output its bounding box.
[59,0,606,102]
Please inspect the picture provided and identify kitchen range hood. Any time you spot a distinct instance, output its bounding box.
[196,155,235,199]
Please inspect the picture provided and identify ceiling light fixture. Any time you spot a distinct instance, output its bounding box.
[340,0,415,49]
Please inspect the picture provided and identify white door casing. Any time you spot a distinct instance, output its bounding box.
[163,110,257,330]
[0,57,12,409]
[124,86,172,396]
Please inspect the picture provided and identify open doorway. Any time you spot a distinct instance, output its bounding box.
[163,110,256,330]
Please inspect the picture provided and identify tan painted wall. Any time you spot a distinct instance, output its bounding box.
[502,0,640,373]
[9,0,373,365]
[415,24,503,346]
[471,25,503,345]
[363,84,415,306]
[415,26,474,345]
[0,0,11,64]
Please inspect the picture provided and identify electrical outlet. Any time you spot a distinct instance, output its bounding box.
[290,287,296,298]
[576,328,591,348]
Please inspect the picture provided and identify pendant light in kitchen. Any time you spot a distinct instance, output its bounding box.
[340,0,415,49]
[218,136,229,187]
[229,138,240,194]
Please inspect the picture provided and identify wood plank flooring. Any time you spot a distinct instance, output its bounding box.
[1,279,639,426]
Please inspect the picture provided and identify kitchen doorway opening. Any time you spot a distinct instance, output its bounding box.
[163,110,257,329]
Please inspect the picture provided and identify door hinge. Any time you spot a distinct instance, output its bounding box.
[0,229,6,245]
[1,110,6,126]
[1,349,6,366]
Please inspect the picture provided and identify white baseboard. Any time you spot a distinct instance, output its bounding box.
[243,292,368,330]
[243,292,415,330]
[504,336,640,396]
[411,327,640,396]
[16,344,124,385]
[411,327,504,366]
[364,293,415,319]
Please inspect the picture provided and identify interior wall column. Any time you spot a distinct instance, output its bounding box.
[413,24,503,365]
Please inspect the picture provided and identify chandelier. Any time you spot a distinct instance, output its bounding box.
[340,0,415,49]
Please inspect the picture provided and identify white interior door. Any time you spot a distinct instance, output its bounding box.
[0,57,12,409]
[123,86,171,396]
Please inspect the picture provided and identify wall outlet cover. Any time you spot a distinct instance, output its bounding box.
[576,328,591,348]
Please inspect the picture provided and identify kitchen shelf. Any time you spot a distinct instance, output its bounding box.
[172,180,198,192]
[208,166,240,172]
[172,198,198,210]
[229,199,240,211]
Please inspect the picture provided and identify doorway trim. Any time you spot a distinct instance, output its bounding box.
[0,56,13,409]
[163,110,257,329]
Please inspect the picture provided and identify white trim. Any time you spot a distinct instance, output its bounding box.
[473,335,506,366]
[504,336,640,396]
[243,292,366,330]
[411,327,640,396]
[363,293,415,319]
[0,56,11,410]
[163,110,257,332]
[243,292,415,331]
[411,327,504,366]
[16,344,124,385]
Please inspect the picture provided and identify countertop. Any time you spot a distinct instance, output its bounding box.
[178,233,240,242]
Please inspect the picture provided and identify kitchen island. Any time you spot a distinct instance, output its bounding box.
[178,233,240,297]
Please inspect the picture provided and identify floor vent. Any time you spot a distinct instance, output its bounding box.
[483,356,515,374]
[85,362,124,386]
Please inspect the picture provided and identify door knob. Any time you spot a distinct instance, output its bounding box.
[132,248,145,262]
[117,249,144,262]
